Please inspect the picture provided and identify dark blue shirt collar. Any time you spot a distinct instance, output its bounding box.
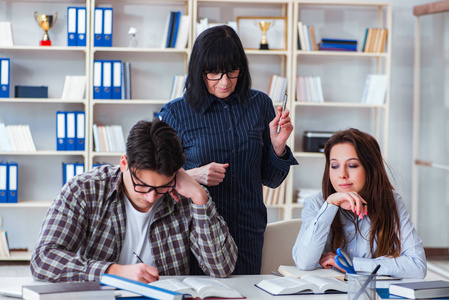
[199,92,247,115]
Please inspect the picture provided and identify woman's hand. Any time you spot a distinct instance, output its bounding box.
[327,192,368,218]
[319,252,346,273]
[186,162,229,186]
[269,107,293,157]
[170,168,208,205]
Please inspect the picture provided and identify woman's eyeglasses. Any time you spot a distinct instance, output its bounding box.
[204,69,243,81]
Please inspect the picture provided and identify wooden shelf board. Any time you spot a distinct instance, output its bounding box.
[0,151,87,156]
[0,201,52,208]
[293,102,386,108]
[0,98,86,104]
[92,99,169,105]
[0,251,32,262]
[295,50,388,58]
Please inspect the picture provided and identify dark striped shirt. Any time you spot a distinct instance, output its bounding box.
[160,89,298,274]
[30,165,237,282]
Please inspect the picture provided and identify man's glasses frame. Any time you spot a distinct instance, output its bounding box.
[128,169,176,194]
[204,69,243,81]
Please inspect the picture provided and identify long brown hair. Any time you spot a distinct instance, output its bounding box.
[322,128,401,258]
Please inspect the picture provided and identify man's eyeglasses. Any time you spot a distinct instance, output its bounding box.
[129,169,176,194]
[204,69,243,81]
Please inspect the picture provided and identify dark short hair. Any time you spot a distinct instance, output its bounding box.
[126,119,185,176]
[184,25,251,112]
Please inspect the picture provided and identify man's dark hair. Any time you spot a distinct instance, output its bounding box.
[184,25,251,112]
[126,118,185,176]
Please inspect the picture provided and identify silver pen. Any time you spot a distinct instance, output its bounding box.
[277,94,288,133]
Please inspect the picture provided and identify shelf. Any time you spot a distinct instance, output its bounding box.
[0,151,87,156]
[245,49,289,56]
[295,50,388,58]
[92,99,169,105]
[92,47,190,54]
[0,201,52,208]
[0,98,87,104]
[92,152,123,157]
[0,250,32,261]
[293,102,387,108]
[293,152,324,158]
[0,45,87,52]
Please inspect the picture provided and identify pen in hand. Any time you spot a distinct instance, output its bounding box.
[133,251,144,264]
[277,94,288,134]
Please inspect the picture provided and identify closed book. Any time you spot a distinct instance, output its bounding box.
[389,280,449,299]
[22,282,115,300]
[321,38,357,44]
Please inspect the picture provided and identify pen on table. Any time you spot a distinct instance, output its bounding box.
[133,251,144,264]
[277,94,288,134]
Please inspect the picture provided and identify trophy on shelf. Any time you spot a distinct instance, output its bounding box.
[128,26,138,48]
[34,11,58,46]
[258,20,271,50]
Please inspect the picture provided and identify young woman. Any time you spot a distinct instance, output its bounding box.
[292,128,426,279]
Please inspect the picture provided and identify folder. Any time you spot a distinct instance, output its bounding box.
[0,162,7,203]
[102,60,112,99]
[77,7,87,47]
[63,163,75,185]
[75,111,85,151]
[67,7,77,46]
[75,163,85,176]
[94,7,103,47]
[66,111,76,151]
[103,8,113,47]
[56,111,66,151]
[7,162,17,203]
[0,58,10,98]
[170,11,182,48]
[93,60,102,99]
[165,11,176,48]
[112,60,122,99]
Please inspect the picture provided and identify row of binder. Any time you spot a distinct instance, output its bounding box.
[93,60,124,99]
[0,162,18,203]
[94,7,113,47]
[56,111,85,151]
[63,163,85,186]
[0,58,10,98]
[67,7,87,47]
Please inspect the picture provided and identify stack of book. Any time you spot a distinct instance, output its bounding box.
[263,181,286,206]
[297,21,317,51]
[361,74,388,105]
[0,123,36,152]
[362,28,388,53]
[169,74,186,100]
[0,231,10,258]
[162,11,190,49]
[319,38,357,51]
[268,74,288,103]
[92,124,126,153]
[296,76,324,103]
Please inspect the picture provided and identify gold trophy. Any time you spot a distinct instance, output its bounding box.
[34,12,58,46]
[258,21,271,50]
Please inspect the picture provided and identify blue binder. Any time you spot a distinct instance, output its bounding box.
[75,111,85,151]
[7,162,17,203]
[63,163,75,185]
[93,60,102,99]
[67,7,77,46]
[165,11,176,48]
[102,8,113,47]
[0,162,7,203]
[94,7,103,47]
[112,60,122,99]
[0,58,10,98]
[56,111,66,151]
[102,60,112,99]
[170,11,182,47]
[77,7,87,47]
[66,111,76,151]
[75,163,85,176]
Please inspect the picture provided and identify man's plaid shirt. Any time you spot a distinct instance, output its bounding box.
[30,165,237,282]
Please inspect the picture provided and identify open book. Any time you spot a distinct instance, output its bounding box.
[278,265,345,281]
[148,278,244,299]
[256,275,348,295]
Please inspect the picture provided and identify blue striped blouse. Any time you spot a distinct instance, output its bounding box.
[160,89,298,274]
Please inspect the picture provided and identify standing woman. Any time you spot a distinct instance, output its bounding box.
[292,128,426,279]
[160,25,298,274]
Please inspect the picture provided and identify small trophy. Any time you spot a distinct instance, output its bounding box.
[34,12,58,46]
[258,21,271,50]
[128,26,138,48]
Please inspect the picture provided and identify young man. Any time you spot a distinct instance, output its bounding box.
[30,119,237,283]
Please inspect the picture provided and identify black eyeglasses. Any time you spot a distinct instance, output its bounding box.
[128,169,176,194]
[204,69,243,81]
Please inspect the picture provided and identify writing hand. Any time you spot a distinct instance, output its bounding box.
[319,252,346,273]
[269,107,293,157]
[327,192,368,219]
[186,162,229,186]
[105,263,160,283]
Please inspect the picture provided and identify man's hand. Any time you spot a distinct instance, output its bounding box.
[106,263,159,283]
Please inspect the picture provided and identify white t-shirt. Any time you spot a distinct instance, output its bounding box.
[117,196,162,266]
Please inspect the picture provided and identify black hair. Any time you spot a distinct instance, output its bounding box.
[126,118,185,176]
[184,25,251,112]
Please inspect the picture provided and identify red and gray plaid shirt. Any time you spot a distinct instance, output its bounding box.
[30,165,237,282]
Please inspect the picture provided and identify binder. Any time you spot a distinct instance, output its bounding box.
[75,163,85,176]
[103,8,113,47]
[0,58,10,98]
[102,60,112,99]
[56,111,66,151]
[66,111,76,151]
[77,7,87,47]
[170,11,182,48]
[94,7,103,47]
[112,60,122,99]
[0,162,7,203]
[67,7,77,46]
[93,60,102,99]
[63,163,75,185]
[75,111,85,151]
[165,11,176,48]
[7,162,17,203]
